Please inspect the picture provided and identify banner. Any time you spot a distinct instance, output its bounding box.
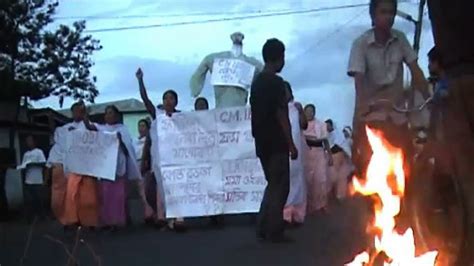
[156,107,267,218]
[64,130,119,181]
[210,58,256,89]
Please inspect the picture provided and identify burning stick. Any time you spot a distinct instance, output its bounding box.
[43,234,79,266]
[80,238,102,266]
[67,226,82,266]
[20,217,37,266]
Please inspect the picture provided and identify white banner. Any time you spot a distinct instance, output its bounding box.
[210,58,256,89]
[156,107,267,218]
[64,130,119,181]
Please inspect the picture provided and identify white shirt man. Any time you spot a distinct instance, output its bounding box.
[21,148,47,185]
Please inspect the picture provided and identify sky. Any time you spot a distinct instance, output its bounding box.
[35,0,434,128]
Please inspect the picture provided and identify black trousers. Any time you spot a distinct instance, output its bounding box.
[24,184,45,222]
[0,169,8,220]
[257,153,290,239]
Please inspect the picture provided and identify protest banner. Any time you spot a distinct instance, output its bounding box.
[210,58,256,89]
[156,107,267,218]
[64,130,119,181]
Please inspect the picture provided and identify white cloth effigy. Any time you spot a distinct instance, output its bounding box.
[134,136,146,163]
[285,102,306,206]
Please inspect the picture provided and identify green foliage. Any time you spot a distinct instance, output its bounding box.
[0,0,102,104]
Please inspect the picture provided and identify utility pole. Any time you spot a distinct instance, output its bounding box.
[396,0,426,55]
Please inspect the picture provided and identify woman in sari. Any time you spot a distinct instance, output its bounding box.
[85,105,152,231]
[62,102,100,229]
[282,82,308,225]
[47,102,87,224]
[136,67,187,232]
[303,104,332,214]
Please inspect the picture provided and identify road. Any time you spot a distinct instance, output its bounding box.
[0,197,371,266]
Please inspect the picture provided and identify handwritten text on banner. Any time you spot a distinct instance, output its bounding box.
[210,58,256,89]
[156,107,267,218]
[64,130,119,181]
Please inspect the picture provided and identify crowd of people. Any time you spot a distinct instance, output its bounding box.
[6,0,474,263]
[17,69,354,235]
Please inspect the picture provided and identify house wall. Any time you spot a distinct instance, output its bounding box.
[123,112,150,139]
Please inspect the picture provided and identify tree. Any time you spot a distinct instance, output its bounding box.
[0,0,102,105]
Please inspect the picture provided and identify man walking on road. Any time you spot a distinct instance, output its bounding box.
[250,38,298,243]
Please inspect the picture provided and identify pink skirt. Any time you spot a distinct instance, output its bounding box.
[100,177,126,226]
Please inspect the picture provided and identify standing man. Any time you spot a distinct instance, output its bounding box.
[427,1,474,265]
[20,135,47,222]
[347,0,429,176]
[250,38,298,242]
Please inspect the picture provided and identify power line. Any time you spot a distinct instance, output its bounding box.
[83,3,380,33]
[295,7,368,58]
[55,8,295,20]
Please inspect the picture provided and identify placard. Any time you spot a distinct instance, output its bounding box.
[210,58,256,89]
[155,107,267,218]
[64,130,119,181]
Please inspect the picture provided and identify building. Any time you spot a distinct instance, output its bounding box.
[57,98,150,138]
[1,101,69,211]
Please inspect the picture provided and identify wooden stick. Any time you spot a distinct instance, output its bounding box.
[20,217,37,266]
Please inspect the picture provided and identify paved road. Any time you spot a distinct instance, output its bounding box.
[1,197,370,266]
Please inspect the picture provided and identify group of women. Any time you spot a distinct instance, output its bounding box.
[47,67,352,233]
[282,82,354,226]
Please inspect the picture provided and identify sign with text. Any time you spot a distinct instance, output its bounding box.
[156,107,267,218]
[210,58,256,89]
[64,130,119,181]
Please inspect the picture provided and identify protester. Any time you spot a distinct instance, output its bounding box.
[194,97,209,111]
[303,104,332,213]
[83,105,152,231]
[282,81,308,225]
[20,135,47,222]
[343,126,353,148]
[427,1,474,264]
[325,119,352,202]
[136,68,186,232]
[47,102,89,224]
[62,101,102,230]
[347,0,429,176]
[250,38,297,242]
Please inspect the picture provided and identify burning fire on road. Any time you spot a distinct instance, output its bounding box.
[346,127,438,266]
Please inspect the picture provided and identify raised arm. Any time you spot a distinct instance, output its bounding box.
[136,68,156,119]
[190,54,212,98]
[83,116,98,131]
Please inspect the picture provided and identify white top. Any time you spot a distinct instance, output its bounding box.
[47,121,87,167]
[134,136,146,162]
[328,125,352,158]
[21,148,46,185]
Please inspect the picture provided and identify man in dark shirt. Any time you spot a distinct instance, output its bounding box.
[250,38,298,242]
[428,1,474,265]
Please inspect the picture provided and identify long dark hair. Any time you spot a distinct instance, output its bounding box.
[194,97,209,110]
[105,105,123,124]
[163,90,178,106]
[138,118,150,129]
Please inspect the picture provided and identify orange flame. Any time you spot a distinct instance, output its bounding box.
[346,127,438,266]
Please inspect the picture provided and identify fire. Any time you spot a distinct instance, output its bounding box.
[346,127,438,266]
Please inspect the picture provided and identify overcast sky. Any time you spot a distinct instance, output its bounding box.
[35,0,434,127]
